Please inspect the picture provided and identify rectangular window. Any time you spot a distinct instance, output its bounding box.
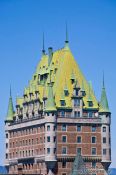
[92,162,96,168]
[92,137,96,143]
[92,126,96,132]
[61,100,65,106]
[62,124,67,131]
[47,148,50,154]
[47,136,50,142]
[77,148,81,155]
[62,136,67,142]
[88,112,93,118]
[103,149,107,155]
[6,143,8,149]
[54,136,56,142]
[77,136,81,143]
[77,125,81,132]
[62,147,67,154]
[6,133,8,138]
[103,127,106,132]
[103,137,106,143]
[47,125,50,131]
[62,161,66,168]
[74,99,80,107]
[92,148,96,155]
[61,111,65,117]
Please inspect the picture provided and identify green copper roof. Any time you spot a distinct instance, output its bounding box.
[6,88,14,121]
[45,83,56,112]
[71,153,90,175]
[81,80,85,92]
[99,75,109,113]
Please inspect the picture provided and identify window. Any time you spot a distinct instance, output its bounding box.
[103,127,106,132]
[92,162,96,168]
[6,153,8,159]
[103,149,106,155]
[88,101,93,107]
[88,112,93,118]
[75,89,78,96]
[53,125,56,131]
[62,124,67,131]
[47,148,50,154]
[92,137,96,143]
[74,99,80,107]
[54,136,56,142]
[6,143,8,149]
[47,136,50,142]
[77,148,81,155]
[77,125,81,132]
[6,133,8,138]
[92,148,96,155]
[77,136,81,143]
[61,111,65,117]
[62,161,66,168]
[62,136,67,142]
[62,147,67,154]
[74,111,80,118]
[61,100,65,106]
[92,126,96,132]
[103,137,106,143]
[54,148,56,154]
[47,125,50,131]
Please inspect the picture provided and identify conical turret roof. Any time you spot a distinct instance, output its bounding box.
[71,153,90,175]
[6,88,14,121]
[45,83,56,112]
[99,75,109,113]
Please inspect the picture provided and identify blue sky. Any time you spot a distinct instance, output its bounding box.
[0,0,116,167]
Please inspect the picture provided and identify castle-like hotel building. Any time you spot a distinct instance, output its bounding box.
[5,33,111,175]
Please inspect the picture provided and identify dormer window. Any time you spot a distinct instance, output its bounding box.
[88,101,93,107]
[64,90,69,96]
[61,100,65,106]
[74,99,80,107]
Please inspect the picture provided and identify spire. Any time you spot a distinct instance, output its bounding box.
[65,22,69,49]
[6,87,14,121]
[45,83,56,112]
[71,153,90,175]
[99,73,109,113]
[42,32,45,55]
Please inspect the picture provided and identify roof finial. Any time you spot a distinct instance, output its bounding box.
[103,71,105,88]
[42,32,45,55]
[65,22,69,43]
[10,85,12,97]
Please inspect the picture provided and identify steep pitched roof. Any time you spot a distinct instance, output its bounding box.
[16,45,98,110]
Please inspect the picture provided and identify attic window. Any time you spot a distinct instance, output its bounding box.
[64,90,69,96]
[88,101,93,107]
[60,100,65,106]
[81,91,85,96]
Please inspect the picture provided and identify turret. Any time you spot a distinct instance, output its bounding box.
[44,82,57,175]
[99,74,111,173]
[5,87,14,123]
[5,87,14,169]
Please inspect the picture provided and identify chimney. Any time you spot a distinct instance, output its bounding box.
[48,47,53,66]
